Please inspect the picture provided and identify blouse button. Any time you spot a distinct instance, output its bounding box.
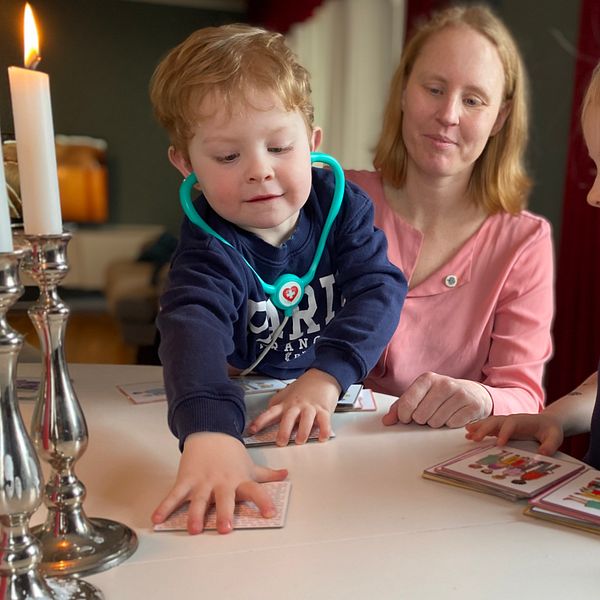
[444,274,458,288]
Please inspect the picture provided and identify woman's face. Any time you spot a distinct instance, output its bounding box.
[401,25,509,186]
[583,105,600,208]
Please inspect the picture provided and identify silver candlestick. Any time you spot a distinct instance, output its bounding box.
[0,248,102,599]
[17,232,137,578]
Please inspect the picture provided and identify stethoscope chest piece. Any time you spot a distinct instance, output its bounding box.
[271,273,305,314]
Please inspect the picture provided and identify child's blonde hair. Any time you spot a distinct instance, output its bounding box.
[149,23,314,156]
[374,4,531,214]
[582,62,600,125]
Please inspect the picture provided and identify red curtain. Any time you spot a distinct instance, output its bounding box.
[405,0,448,38]
[246,0,325,34]
[545,0,600,457]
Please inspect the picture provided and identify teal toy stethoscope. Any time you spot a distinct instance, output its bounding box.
[179,152,345,316]
[179,152,345,375]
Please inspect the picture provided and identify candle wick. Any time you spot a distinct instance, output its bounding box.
[27,55,42,71]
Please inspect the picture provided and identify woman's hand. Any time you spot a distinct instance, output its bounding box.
[382,372,493,428]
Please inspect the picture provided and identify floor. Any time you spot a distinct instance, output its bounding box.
[8,310,138,365]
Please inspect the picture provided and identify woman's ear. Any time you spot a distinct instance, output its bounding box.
[491,101,512,136]
[168,146,192,178]
[311,127,323,152]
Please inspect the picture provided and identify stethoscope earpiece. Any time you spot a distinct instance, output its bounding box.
[179,152,345,316]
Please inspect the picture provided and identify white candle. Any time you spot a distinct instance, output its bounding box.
[0,129,14,252]
[8,3,62,236]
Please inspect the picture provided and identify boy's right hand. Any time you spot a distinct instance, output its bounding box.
[465,413,565,456]
[151,432,288,535]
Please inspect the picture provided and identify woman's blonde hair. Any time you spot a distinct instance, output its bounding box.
[582,62,600,126]
[149,23,314,155]
[373,4,531,214]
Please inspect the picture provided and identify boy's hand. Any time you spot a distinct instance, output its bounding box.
[247,368,341,446]
[465,413,565,456]
[151,432,287,535]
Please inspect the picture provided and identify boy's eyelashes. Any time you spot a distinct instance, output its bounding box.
[215,153,239,163]
[213,145,294,163]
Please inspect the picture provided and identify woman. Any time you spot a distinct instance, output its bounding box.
[346,5,553,428]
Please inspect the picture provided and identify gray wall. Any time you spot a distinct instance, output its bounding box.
[493,0,580,243]
[0,0,244,234]
[0,0,581,241]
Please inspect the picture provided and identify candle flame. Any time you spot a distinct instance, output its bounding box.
[23,3,41,69]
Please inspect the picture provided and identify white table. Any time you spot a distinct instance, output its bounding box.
[19,364,598,599]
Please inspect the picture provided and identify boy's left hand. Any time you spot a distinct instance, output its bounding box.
[247,368,340,446]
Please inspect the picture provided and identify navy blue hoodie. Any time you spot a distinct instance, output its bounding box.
[158,167,407,445]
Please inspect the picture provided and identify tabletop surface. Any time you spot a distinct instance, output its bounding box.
[18,363,598,599]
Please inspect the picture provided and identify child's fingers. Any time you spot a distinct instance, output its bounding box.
[276,407,301,446]
[382,399,401,426]
[213,487,235,534]
[537,429,563,456]
[294,407,317,444]
[237,481,276,518]
[151,485,189,524]
[253,465,289,484]
[248,404,283,434]
[495,419,519,447]
[186,491,211,535]
[465,417,503,441]
[315,410,332,442]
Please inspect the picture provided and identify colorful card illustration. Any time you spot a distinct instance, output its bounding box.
[424,444,585,501]
[529,468,600,524]
[154,480,292,531]
[232,376,288,396]
[117,381,166,404]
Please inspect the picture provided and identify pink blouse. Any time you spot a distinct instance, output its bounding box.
[346,170,554,414]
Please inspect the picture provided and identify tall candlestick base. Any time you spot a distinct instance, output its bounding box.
[18,233,137,578]
[0,249,103,599]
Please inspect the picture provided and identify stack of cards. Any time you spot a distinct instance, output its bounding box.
[423,444,585,501]
[119,376,375,446]
[242,385,336,446]
[525,468,600,534]
[154,480,292,531]
[118,377,376,412]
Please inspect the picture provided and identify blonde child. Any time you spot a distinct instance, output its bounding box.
[466,62,600,467]
[148,24,406,534]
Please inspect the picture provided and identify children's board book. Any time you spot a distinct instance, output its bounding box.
[154,480,291,531]
[525,468,600,535]
[422,444,585,501]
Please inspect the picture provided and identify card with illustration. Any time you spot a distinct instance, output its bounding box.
[232,376,288,395]
[529,468,600,524]
[117,381,166,404]
[154,480,292,531]
[424,444,585,501]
